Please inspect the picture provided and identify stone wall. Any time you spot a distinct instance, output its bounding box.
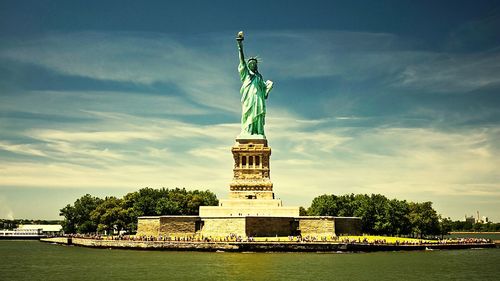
[40,237,69,244]
[136,216,160,237]
[334,217,362,235]
[298,217,335,237]
[219,198,283,207]
[245,217,294,237]
[159,216,200,237]
[42,238,496,252]
[199,206,299,217]
[137,215,362,238]
[200,217,246,237]
[228,191,274,200]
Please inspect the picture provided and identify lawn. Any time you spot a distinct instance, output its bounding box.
[250,235,433,243]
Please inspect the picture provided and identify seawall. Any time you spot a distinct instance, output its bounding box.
[40,237,70,244]
[40,237,496,252]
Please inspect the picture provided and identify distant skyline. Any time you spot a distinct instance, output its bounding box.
[1,0,499,221]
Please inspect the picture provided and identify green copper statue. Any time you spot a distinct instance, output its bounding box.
[236,31,274,139]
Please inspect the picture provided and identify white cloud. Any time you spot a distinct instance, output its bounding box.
[188,147,230,160]
[393,52,500,93]
[32,129,161,143]
[0,197,15,219]
[147,147,171,159]
[0,141,47,157]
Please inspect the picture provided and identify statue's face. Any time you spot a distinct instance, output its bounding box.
[248,60,258,72]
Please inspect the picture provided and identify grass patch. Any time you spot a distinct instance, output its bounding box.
[340,235,433,243]
[248,235,434,243]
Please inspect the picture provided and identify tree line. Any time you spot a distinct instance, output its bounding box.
[0,219,62,230]
[439,217,500,233]
[304,193,442,237]
[304,193,500,237]
[59,187,218,234]
[58,188,498,236]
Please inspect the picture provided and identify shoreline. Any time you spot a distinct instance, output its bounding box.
[0,236,46,240]
[449,231,500,234]
[40,237,497,252]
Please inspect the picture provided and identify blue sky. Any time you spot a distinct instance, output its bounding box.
[1,0,499,221]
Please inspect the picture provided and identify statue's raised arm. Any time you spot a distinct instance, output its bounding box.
[236,31,273,139]
[236,31,245,65]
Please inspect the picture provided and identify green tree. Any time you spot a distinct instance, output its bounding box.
[185,190,217,215]
[472,222,483,232]
[439,216,453,238]
[133,187,161,216]
[91,196,126,234]
[155,197,180,215]
[61,187,219,234]
[121,187,218,233]
[299,206,308,216]
[408,202,440,238]
[368,194,391,235]
[387,199,411,236]
[307,194,339,216]
[451,220,473,231]
[60,194,102,234]
[59,204,76,233]
[74,194,103,233]
[121,187,163,233]
[306,193,444,236]
[336,194,362,217]
[351,194,375,234]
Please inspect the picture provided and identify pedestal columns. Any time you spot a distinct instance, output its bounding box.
[229,138,274,200]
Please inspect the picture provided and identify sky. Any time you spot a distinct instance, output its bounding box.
[0,0,499,221]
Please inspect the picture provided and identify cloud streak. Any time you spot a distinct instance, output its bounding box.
[1,32,240,113]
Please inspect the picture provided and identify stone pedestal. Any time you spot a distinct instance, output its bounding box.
[230,138,273,200]
[198,137,299,218]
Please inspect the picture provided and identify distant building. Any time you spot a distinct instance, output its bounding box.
[18,224,63,236]
[465,212,490,224]
[465,215,476,224]
[0,228,43,236]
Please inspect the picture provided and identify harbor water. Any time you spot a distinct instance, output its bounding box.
[1,240,499,281]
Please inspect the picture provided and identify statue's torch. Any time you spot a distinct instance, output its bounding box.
[237,31,244,41]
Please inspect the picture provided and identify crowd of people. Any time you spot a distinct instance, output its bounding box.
[66,233,493,245]
[67,233,245,242]
[338,237,493,245]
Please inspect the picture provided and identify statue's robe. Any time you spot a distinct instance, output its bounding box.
[238,61,273,137]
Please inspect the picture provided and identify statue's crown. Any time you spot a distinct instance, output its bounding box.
[248,56,261,63]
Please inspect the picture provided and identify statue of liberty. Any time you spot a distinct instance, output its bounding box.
[236,31,273,139]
